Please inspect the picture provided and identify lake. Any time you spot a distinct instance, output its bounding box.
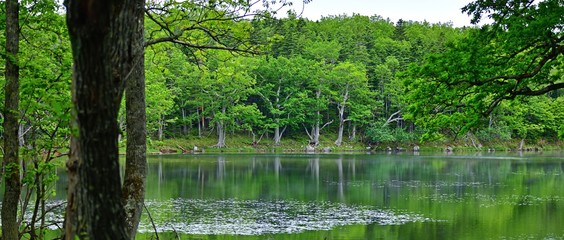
[51,151,563,239]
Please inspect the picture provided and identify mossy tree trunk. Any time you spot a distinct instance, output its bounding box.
[122,0,148,236]
[2,0,21,238]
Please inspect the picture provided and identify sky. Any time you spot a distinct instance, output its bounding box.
[286,0,478,27]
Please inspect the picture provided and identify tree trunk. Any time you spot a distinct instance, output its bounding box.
[335,104,346,146]
[350,124,357,141]
[215,106,227,148]
[309,87,325,146]
[273,88,282,145]
[18,123,26,147]
[335,84,349,146]
[181,107,188,135]
[122,0,147,236]
[2,0,21,238]
[118,115,125,143]
[201,105,205,129]
[335,119,344,146]
[274,125,281,145]
[63,134,79,239]
[198,109,202,137]
[489,113,494,128]
[65,0,134,238]
[313,118,320,145]
[216,119,226,148]
[519,138,525,151]
[157,117,164,140]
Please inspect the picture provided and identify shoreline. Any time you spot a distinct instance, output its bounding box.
[145,137,563,155]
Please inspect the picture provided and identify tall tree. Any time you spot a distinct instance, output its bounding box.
[2,0,21,238]
[302,39,340,145]
[302,61,332,146]
[64,0,138,238]
[145,64,176,140]
[330,62,374,146]
[121,0,146,237]
[254,56,311,145]
[206,55,257,148]
[231,103,267,145]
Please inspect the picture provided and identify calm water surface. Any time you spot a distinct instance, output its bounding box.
[57,152,564,239]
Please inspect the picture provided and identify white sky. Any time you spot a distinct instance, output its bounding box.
[286,0,478,27]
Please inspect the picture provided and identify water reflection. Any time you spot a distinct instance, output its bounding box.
[49,152,564,239]
[216,155,225,180]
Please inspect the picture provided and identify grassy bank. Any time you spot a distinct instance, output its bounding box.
[144,134,563,154]
[146,133,367,154]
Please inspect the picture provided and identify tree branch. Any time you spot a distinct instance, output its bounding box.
[302,124,313,140]
[384,110,402,126]
[320,120,334,130]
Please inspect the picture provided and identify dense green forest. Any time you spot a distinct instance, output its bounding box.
[142,4,564,150]
[1,1,562,153]
[0,0,562,238]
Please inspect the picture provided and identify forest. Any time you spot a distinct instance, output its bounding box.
[128,2,564,150]
[0,0,562,238]
[1,1,563,151]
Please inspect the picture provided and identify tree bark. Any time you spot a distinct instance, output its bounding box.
[65,0,135,238]
[63,134,79,239]
[335,104,346,146]
[274,125,281,144]
[216,119,226,148]
[349,124,357,141]
[198,109,202,137]
[215,107,227,147]
[335,120,345,146]
[18,123,26,147]
[2,0,21,238]
[335,84,349,146]
[157,117,164,140]
[122,0,147,236]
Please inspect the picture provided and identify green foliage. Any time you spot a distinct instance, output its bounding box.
[252,56,312,140]
[366,122,417,144]
[475,126,512,143]
[139,7,563,146]
[7,1,562,239]
[145,46,178,138]
[405,0,563,142]
[3,162,21,174]
[5,0,561,170]
[231,103,267,140]
[0,1,71,237]
[366,124,396,144]
[502,96,562,140]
